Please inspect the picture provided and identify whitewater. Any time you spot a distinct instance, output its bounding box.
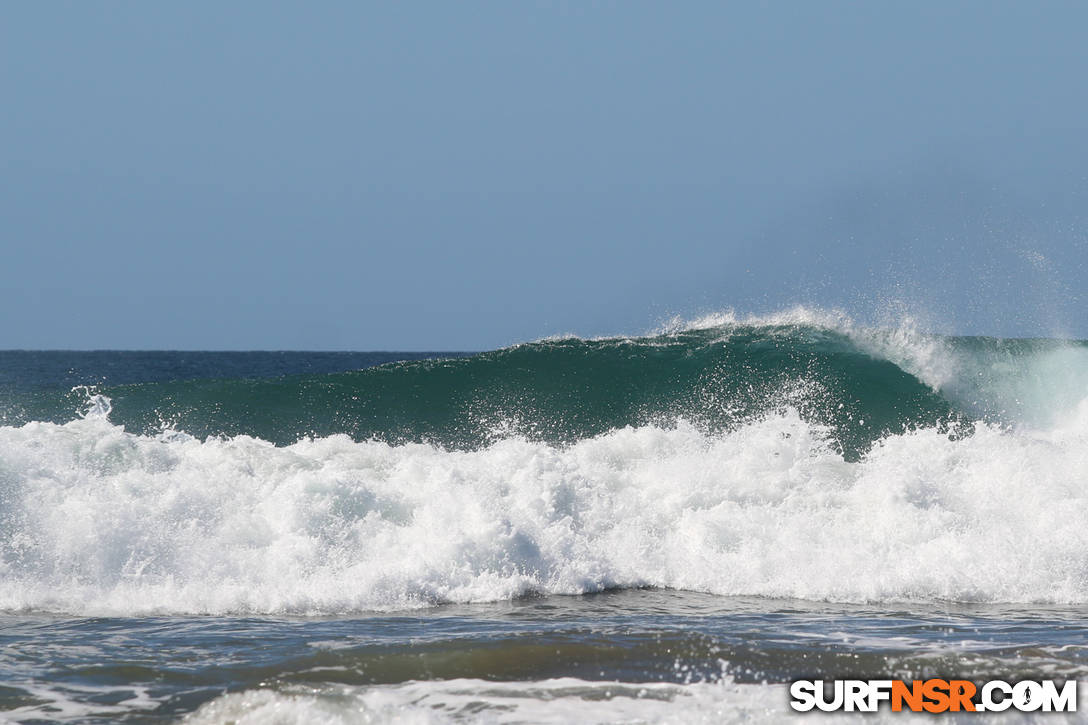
[3,399,1088,615]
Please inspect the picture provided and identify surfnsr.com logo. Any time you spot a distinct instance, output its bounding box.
[790,679,1077,713]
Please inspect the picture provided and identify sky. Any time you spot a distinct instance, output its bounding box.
[2,1,1087,350]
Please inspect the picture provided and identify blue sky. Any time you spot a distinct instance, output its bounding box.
[2,2,1087,349]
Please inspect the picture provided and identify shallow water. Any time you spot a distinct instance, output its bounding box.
[2,591,1086,722]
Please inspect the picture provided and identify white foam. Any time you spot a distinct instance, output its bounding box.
[0,681,159,723]
[2,396,1088,615]
[180,678,1086,724]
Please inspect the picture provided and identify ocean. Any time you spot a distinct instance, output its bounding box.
[1,309,1085,723]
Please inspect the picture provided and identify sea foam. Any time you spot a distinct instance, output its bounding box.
[180,678,1088,725]
[1,394,1086,615]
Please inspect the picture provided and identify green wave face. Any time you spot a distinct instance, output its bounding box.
[94,325,961,460]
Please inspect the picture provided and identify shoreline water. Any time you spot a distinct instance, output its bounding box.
[3,590,1086,722]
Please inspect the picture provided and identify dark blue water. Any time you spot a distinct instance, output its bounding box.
[0,350,469,391]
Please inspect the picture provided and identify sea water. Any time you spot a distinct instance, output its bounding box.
[1,310,1086,722]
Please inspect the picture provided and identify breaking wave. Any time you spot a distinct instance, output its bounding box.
[2,309,1087,615]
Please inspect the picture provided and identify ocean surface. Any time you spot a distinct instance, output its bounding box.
[1,309,1086,723]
